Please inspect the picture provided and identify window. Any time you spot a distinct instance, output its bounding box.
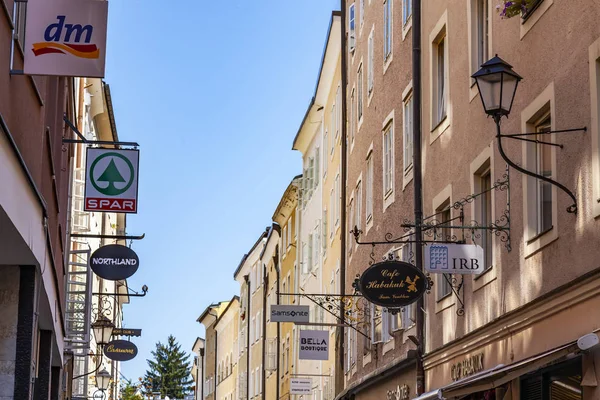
[357,64,364,122]
[479,170,493,270]
[360,0,365,28]
[322,209,328,255]
[368,29,374,94]
[308,233,313,270]
[403,0,412,25]
[350,88,356,143]
[330,104,336,149]
[521,0,544,20]
[13,1,27,50]
[335,172,341,226]
[433,32,447,125]
[323,129,329,177]
[533,114,553,236]
[330,189,335,238]
[383,121,394,196]
[287,220,292,249]
[403,93,414,175]
[282,225,288,253]
[348,199,355,255]
[250,317,255,343]
[370,304,382,343]
[384,0,393,61]
[256,368,261,394]
[314,148,320,187]
[355,180,362,231]
[336,84,342,139]
[366,152,374,221]
[437,206,452,299]
[302,242,308,274]
[349,3,356,52]
[313,224,320,268]
[472,0,489,75]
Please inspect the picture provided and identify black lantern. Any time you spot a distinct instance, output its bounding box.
[91,316,114,346]
[472,55,522,118]
[96,369,111,391]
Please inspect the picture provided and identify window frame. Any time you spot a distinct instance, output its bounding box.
[365,149,374,224]
[382,118,395,200]
[383,0,393,64]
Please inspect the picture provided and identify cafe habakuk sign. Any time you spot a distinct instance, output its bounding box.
[90,244,139,281]
[359,260,427,308]
[104,340,138,362]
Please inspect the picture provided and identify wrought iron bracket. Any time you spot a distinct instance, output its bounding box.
[62,114,140,147]
[442,274,465,316]
[93,285,148,298]
[494,115,585,214]
[70,233,146,241]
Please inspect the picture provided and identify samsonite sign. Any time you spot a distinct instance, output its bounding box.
[425,244,485,275]
[90,244,139,281]
[85,148,139,213]
[299,330,329,360]
[24,0,109,77]
[271,305,309,323]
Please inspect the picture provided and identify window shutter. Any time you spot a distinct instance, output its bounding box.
[520,377,542,400]
[315,148,320,187]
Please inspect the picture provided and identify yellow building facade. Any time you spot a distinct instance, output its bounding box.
[215,297,240,400]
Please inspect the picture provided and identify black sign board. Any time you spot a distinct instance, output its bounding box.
[112,328,142,337]
[104,340,138,361]
[358,260,427,308]
[90,244,139,281]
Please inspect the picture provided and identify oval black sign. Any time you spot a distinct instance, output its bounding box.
[103,340,138,361]
[90,244,139,281]
[359,260,427,308]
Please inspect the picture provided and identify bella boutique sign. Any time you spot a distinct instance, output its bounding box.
[90,244,139,281]
[359,260,427,307]
[451,353,484,381]
[104,340,138,362]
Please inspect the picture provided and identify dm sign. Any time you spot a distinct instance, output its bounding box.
[359,260,427,308]
[24,0,109,77]
[90,244,139,281]
[104,340,138,362]
[85,148,140,213]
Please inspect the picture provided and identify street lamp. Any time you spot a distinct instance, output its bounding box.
[92,316,115,346]
[96,369,111,391]
[472,55,522,121]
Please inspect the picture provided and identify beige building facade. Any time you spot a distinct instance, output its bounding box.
[215,298,240,400]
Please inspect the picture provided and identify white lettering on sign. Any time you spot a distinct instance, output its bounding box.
[270,305,310,323]
[387,384,410,400]
[91,258,137,266]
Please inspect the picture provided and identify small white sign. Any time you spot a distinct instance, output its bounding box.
[425,244,485,275]
[270,305,310,323]
[84,148,140,213]
[299,330,329,361]
[290,378,312,395]
[24,0,109,77]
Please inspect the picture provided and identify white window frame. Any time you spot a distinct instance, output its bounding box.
[357,63,364,125]
[429,11,450,142]
[349,3,356,53]
[367,27,375,96]
[468,0,492,101]
[383,0,393,65]
[402,83,414,186]
[355,178,363,232]
[366,148,374,225]
[590,37,600,219]
[382,110,395,210]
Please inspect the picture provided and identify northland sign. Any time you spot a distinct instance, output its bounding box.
[24,0,109,77]
[90,244,139,281]
[85,148,139,213]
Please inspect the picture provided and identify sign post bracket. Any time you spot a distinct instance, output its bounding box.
[62,115,140,147]
[92,284,148,298]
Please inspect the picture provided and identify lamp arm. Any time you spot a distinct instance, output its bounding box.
[72,352,104,380]
[494,116,577,214]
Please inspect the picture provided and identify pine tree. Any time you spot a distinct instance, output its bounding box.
[97,158,126,195]
[120,379,143,400]
[143,335,194,398]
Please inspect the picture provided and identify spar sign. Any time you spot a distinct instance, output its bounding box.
[85,148,139,213]
[24,0,109,77]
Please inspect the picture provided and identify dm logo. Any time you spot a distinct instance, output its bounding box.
[89,153,135,196]
[429,245,449,270]
[32,15,99,59]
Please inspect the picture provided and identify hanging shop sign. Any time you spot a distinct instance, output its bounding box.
[103,340,138,362]
[270,305,310,323]
[290,378,312,395]
[299,330,329,361]
[85,148,140,213]
[112,328,142,337]
[358,260,427,308]
[24,0,109,77]
[425,244,485,275]
[90,244,139,281]
[451,353,484,381]
[387,384,410,400]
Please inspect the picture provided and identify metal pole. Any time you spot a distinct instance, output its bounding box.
[337,0,348,396]
[412,0,426,395]
[275,248,281,400]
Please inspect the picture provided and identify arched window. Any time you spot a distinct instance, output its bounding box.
[225,355,229,376]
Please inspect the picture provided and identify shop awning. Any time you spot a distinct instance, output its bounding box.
[412,341,579,399]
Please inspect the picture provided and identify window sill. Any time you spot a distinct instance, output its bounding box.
[402,168,414,190]
[435,291,455,314]
[367,88,374,108]
[362,351,372,367]
[524,226,558,258]
[382,339,395,355]
[520,0,553,39]
[402,16,412,41]
[430,114,450,144]
[383,54,393,75]
[383,189,395,211]
[473,265,497,292]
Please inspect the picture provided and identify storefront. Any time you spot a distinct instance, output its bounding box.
[337,356,416,400]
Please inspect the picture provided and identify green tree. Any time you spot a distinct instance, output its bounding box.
[97,158,126,195]
[120,379,143,400]
[143,335,194,398]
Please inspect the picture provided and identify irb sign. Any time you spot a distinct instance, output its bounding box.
[424,244,485,275]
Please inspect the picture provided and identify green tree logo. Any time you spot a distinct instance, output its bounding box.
[90,152,135,196]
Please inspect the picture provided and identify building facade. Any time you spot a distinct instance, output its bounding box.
[198,301,230,399]
[192,337,206,400]
[215,298,240,400]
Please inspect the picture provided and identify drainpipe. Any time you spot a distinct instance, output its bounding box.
[209,311,219,400]
[412,0,426,396]
[337,0,348,396]
[261,263,268,400]
[200,348,205,400]
[275,247,281,400]
[244,275,251,400]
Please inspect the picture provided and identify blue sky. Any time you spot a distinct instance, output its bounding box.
[104,0,340,382]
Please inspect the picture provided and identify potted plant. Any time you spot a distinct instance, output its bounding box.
[496,0,540,18]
